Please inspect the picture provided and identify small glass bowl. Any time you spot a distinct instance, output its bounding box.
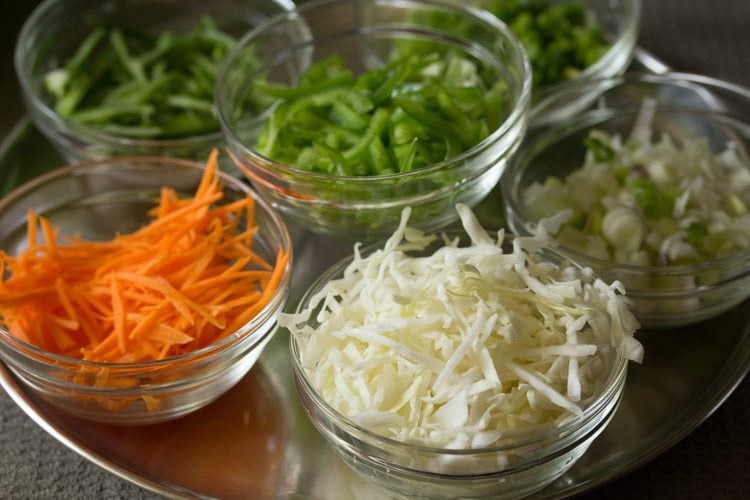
[289,237,629,499]
[502,73,750,329]
[216,0,531,240]
[14,0,294,163]
[511,0,641,127]
[0,157,292,424]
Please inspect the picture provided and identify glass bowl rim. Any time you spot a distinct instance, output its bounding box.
[215,0,532,183]
[532,70,750,118]
[0,155,293,372]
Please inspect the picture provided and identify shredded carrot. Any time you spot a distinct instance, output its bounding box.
[0,150,289,365]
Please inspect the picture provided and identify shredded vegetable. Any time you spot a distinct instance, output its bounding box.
[0,150,289,363]
[282,204,641,449]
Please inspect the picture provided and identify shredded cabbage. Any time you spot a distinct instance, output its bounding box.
[282,205,642,450]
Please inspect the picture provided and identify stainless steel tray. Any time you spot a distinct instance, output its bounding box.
[1,50,749,499]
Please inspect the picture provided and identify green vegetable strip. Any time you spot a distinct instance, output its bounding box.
[43,16,239,139]
[166,95,215,114]
[252,72,355,100]
[330,101,368,130]
[367,137,394,174]
[109,30,147,84]
[392,94,467,149]
[66,28,107,78]
[398,138,419,172]
[253,50,507,176]
[72,103,154,124]
[342,108,391,163]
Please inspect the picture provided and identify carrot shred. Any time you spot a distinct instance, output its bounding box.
[110,276,126,354]
[26,209,38,248]
[0,149,289,367]
[39,217,58,255]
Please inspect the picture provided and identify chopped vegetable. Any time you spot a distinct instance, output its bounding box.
[43,16,239,139]
[252,50,509,176]
[521,124,750,267]
[485,0,611,88]
[282,204,641,450]
[0,150,289,363]
[386,0,609,90]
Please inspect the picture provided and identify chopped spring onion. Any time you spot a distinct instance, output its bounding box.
[522,119,750,267]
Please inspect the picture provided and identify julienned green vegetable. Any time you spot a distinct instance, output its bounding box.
[253,51,509,176]
[522,128,750,266]
[485,0,609,88]
[43,16,236,139]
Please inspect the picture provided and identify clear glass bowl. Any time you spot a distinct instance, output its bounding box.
[502,73,750,329]
[14,0,294,163]
[288,235,629,499]
[512,0,642,127]
[0,157,292,424]
[216,0,531,240]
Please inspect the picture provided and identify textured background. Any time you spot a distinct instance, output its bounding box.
[1,1,749,498]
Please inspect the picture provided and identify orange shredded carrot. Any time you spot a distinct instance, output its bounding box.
[0,150,288,365]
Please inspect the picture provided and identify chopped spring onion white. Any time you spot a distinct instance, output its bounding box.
[282,205,642,450]
[522,105,750,267]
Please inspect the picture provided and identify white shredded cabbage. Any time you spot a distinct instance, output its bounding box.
[282,205,642,450]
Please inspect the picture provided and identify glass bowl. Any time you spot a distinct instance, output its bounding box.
[14,0,295,163]
[502,73,750,329]
[0,157,292,424]
[216,0,531,240]
[287,231,630,499]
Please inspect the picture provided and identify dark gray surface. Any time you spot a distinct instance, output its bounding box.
[1,1,749,499]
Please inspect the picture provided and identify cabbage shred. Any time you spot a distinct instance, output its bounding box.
[282,205,642,449]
